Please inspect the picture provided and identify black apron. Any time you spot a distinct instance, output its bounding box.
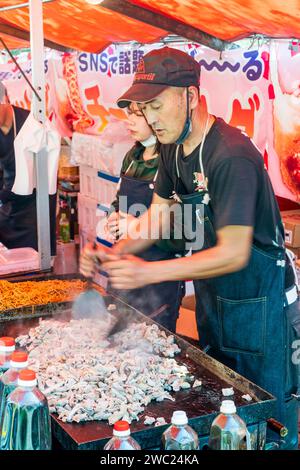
[173,117,299,449]
[108,165,184,332]
[0,107,56,255]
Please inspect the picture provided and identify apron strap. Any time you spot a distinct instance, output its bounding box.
[198,115,210,188]
[124,160,134,175]
[175,115,210,186]
[153,169,159,183]
[175,145,180,178]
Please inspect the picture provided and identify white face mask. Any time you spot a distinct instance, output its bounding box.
[140,134,157,148]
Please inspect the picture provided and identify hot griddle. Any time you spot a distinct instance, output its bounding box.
[0,274,104,322]
[0,292,276,450]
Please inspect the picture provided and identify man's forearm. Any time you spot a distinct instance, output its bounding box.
[113,208,158,255]
[148,225,252,283]
[114,237,155,255]
[148,245,249,284]
[113,196,177,255]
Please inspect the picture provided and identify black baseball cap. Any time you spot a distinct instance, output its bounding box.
[117,47,200,108]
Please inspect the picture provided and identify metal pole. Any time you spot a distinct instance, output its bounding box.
[29,0,51,271]
[0,0,55,13]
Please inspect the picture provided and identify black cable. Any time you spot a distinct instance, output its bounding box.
[0,37,41,102]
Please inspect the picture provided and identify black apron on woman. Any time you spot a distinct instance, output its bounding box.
[108,163,184,333]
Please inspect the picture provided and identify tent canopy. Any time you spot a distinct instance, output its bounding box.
[0,0,299,53]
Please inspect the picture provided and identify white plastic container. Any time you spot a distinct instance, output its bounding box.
[95,141,132,176]
[71,123,133,176]
[79,165,119,207]
[92,141,114,173]
[78,193,102,233]
[0,248,39,275]
[79,165,98,199]
[91,123,133,176]
[71,132,95,167]
[78,201,114,245]
[96,171,119,207]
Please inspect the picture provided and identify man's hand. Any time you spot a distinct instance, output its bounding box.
[102,255,154,290]
[105,211,139,241]
[118,211,139,239]
[105,212,119,241]
[80,242,119,278]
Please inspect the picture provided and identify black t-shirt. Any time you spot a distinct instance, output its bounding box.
[155,118,294,288]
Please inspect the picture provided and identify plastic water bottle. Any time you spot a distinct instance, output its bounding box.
[59,212,70,243]
[209,400,251,450]
[0,337,15,376]
[1,369,51,450]
[0,351,28,431]
[162,411,199,450]
[104,421,141,450]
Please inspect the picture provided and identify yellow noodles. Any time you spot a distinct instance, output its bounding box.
[0,279,90,310]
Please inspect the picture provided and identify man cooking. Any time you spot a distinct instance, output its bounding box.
[81,47,299,449]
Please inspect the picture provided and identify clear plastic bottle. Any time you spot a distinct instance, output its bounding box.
[162,411,199,450]
[0,337,15,376]
[59,212,70,243]
[0,351,28,430]
[104,421,141,450]
[1,369,51,450]
[208,400,251,450]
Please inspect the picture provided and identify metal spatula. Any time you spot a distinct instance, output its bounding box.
[105,308,136,342]
[72,276,108,320]
[106,313,130,338]
[72,243,108,320]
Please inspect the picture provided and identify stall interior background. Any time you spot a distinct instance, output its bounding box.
[0,36,299,338]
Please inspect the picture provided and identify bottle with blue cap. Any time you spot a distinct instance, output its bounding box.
[162,411,199,450]
[208,400,251,450]
[1,369,51,450]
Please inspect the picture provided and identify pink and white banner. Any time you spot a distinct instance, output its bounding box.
[0,41,299,201]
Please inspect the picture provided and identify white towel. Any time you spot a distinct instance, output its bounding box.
[12,112,61,195]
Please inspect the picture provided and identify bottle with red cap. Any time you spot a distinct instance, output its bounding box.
[104,421,141,450]
[1,369,51,450]
[0,351,28,431]
[162,411,199,450]
[0,337,15,376]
